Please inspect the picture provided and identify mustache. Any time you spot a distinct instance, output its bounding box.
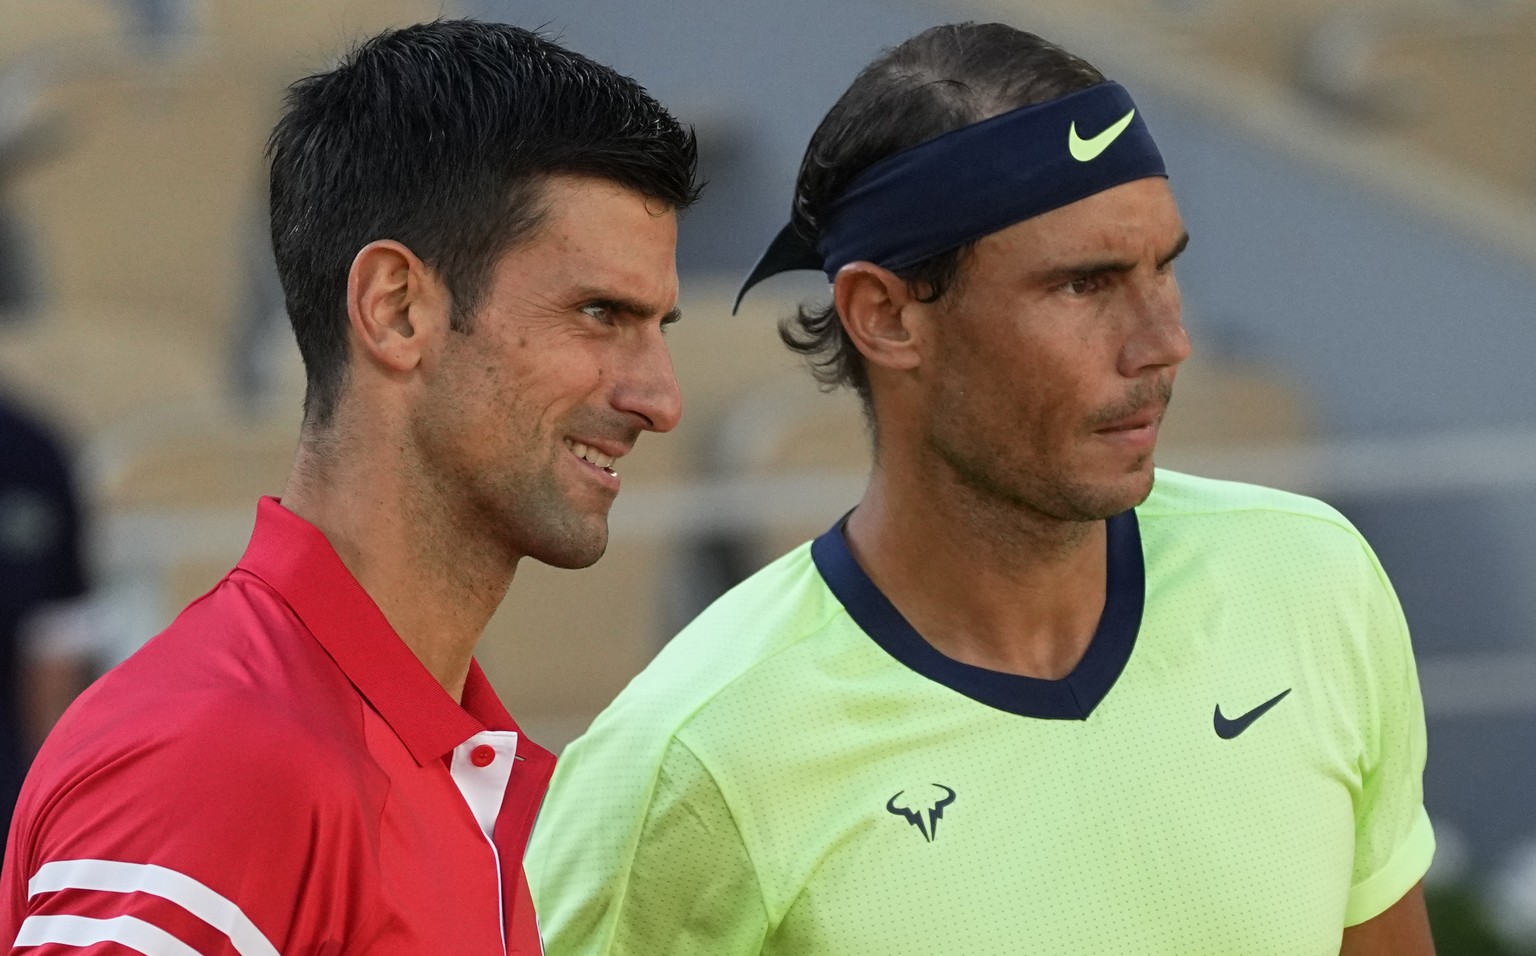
[562,411,644,448]
[1087,376,1175,430]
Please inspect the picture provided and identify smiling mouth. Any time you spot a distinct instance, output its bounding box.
[566,439,620,475]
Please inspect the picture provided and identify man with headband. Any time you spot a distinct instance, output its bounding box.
[527,22,1435,955]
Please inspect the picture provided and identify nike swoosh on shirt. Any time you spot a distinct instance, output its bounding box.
[1213,688,1292,739]
[1068,109,1136,162]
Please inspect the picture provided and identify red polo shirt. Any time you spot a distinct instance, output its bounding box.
[0,497,555,954]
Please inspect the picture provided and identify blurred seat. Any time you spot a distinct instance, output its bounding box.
[81,408,293,642]
[91,410,295,513]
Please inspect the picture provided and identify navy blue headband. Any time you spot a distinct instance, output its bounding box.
[734,82,1166,311]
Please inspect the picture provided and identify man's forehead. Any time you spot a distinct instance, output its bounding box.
[529,175,675,228]
[983,178,1184,258]
[491,178,678,303]
[1044,177,1183,236]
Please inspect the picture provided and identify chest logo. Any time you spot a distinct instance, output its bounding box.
[887,784,956,842]
[1214,688,1292,739]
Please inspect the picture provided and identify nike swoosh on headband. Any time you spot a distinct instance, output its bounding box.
[1068,109,1136,162]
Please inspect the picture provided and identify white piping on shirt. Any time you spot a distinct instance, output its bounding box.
[449,730,520,956]
[27,859,280,956]
[16,913,203,956]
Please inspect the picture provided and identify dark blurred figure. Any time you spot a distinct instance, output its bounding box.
[0,63,97,850]
[0,387,93,848]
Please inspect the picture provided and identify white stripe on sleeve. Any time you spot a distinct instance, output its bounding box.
[15,914,202,956]
[27,859,279,956]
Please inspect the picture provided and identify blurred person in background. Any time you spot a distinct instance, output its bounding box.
[0,18,697,955]
[528,21,1434,956]
[0,118,98,856]
[0,388,94,856]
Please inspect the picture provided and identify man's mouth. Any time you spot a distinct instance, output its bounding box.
[1093,378,1175,435]
[1095,407,1162,433]
[566,439,620,475]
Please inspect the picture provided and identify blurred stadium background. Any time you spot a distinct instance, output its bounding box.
[3,0,1534,950]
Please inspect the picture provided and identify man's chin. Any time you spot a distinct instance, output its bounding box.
[1127,462,1159,506]
[527,521,609,570]
[1115,470,1158,515]
[1069,465,1156,521]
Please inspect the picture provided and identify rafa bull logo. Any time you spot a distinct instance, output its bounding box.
[886,784,956,842]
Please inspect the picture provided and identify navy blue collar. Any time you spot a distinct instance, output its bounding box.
[810,511,1144,719]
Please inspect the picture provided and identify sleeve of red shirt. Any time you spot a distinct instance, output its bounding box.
[1,695,390,955]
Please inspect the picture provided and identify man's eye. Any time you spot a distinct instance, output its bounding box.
[581,304,614,324]
[1063,276,1100,296]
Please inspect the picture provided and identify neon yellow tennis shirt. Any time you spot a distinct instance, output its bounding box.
[528,470,1433,955]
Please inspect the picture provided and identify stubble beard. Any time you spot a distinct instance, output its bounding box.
[931,434,1145,527]
[923,386,1164,548]
[411,425,611,580]
[480,451,611,571]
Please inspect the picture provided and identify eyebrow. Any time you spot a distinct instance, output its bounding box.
[577,289,682,325]
[1158,231,1191,270]
[1034,230,1191,284]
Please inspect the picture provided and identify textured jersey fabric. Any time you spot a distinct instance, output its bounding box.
[527,470,1432,956]
[0,497,556,954]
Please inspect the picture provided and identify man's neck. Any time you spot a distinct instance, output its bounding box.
[280,435,513,702]
[843,464,1109,681]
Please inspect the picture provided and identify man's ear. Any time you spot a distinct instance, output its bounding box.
[832,262,923,372]
[346,240,451,373]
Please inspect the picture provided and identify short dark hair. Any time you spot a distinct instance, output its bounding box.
[780,23,1104,404]
[267,19,700,427]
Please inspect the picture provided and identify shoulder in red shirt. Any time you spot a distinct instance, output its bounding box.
[0,498,555,955]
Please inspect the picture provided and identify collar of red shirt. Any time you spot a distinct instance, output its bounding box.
[234,496,553,773]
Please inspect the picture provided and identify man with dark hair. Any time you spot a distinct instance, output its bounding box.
[0,19,698,955]
[527,22,1434,955]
